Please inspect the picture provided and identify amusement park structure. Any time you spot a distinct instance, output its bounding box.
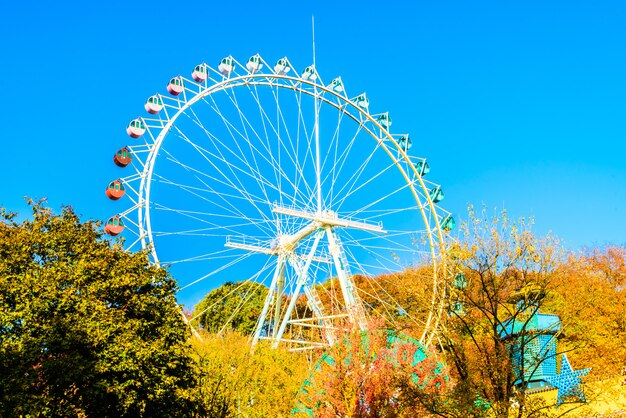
[104,53,455,350]
[499,294,591,405]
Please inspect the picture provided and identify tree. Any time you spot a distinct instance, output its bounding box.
[191,331,309,417]
[0,201,197,417]
[295,321,448,418]
[192,281,268,334]
[441,206,564,417]
[310,267,435,341]
[544,245,626,378]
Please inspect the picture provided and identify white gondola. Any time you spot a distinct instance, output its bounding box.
[192,64,208,82]
[301,65,317,81]
[328,77,344,93]
[377,113,392,129]
[126,118,146,138]
[167,77,184,96]
[274,57,291,75]
[353,93,369,110]
[144,95,163,114]
[246,54,263,73]
[218,56,234,75]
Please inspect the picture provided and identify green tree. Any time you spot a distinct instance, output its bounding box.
[0,201,197,417]
[192,281,268,334]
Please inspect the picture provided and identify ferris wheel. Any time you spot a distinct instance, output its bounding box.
[104,54,455,350]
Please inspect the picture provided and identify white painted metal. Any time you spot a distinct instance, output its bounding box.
[110,55,452,349]
[272,232,323,348]
[251,253,286,347]
[272,205,385,234]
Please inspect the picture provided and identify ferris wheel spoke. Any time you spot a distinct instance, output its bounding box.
[247,83,284,198]
[335,160,399,211]
[160,133,278,230]
[328,128,383,200]
[151,213,273,238]
[189,260,274,324]
[219,84,314,210]
[292,89,318,209]
[341,246,427,330]
[218,88,275,208]
[187,98,278,210]
[165,140,292,211]
[155,170,277,210]
[351,206,424,220]
[341,230,405,271]
[176,111,283,203]
[341,229,425,246]
[179,107,260,175]
[153,205,270,226]
[230,84,315,210]
[359,282,425,329]
[319,104,345,175]
[218,262,280,336]
[319,106,346,209]
[166,248,242,265]
[331,150,389,212]
[152,161,270,218]
[342,235,420,256]
[152,170,275,237]
[325,120,364,209]
[349,227,420,255]
[343,246,429,328]
[353,285,404,329]
[343,181,412,220]
[268,86,317,208]
[178,252,257,291]
[247,83,315,207]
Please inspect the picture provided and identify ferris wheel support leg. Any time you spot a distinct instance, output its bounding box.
[251,254,287,348]
[324,226,367,331]
[272,232,323,348]
[272,272,285,338]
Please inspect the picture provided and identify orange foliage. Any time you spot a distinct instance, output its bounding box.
[545,246,626,378]
[296,321,448,417]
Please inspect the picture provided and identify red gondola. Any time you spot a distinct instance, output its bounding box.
[105,180,126,200]
[104,216,125,236]
[113,147,132,167]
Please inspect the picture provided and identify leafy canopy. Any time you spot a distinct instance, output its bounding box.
[0,201,197,417]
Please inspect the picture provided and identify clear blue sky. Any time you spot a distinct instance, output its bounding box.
[2,0,625,252]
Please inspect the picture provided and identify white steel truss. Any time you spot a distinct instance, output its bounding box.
[105,53,454,349]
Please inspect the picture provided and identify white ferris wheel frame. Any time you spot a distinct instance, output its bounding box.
[111,54,452,348]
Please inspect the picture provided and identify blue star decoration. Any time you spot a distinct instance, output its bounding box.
[545,354,591,406]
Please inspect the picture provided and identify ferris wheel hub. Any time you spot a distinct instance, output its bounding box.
[272,204,386,234]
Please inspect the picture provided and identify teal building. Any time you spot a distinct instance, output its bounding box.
[499,308,591,405]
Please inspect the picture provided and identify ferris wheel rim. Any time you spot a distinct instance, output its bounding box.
[139,73,447,255]
[111,56,451,346]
